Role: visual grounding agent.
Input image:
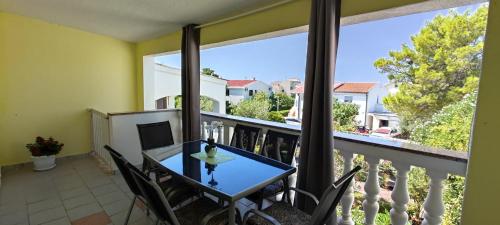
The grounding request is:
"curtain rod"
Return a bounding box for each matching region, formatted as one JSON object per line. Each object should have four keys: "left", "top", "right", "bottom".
{"left": 195, "top": 0, "right": 296, "bottom": 29}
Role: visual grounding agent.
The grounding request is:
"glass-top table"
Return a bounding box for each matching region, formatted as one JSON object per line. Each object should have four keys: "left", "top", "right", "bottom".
{"left": 142, "top": 140, "right": 296, "bottom": 225}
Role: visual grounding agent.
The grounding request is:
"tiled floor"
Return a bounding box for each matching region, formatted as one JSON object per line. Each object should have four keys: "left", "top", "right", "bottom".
{"left": 0, "top": 156, "right": 154, "bottom": 225}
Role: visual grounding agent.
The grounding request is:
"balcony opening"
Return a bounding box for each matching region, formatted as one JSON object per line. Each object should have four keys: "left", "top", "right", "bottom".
{"left": 145, "top": 1, "right": 489, "bottom": 224}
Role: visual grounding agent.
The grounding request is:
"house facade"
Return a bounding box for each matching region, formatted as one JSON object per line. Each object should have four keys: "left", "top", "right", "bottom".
{"left": 226, "top": 79, "right": 272, "bottom": 105}
{"left": 147, "top": 64, "right": 227, "bottom": 113}
{"left": 289, "top": 82, "right": 400, "bottom": 130}
{"left": 271, "top": 78, "right": 302, "bottom": 95}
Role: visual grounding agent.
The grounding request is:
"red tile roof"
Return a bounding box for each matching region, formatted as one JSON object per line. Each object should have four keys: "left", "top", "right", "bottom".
{"left": 293, "top": 82, "right": 376, "bottom": 94}
{"left": 227, "top": 80, "right": 256, "bottom": 87}
{"left": 334, "top": 83, "right": 376, "bottom": 93}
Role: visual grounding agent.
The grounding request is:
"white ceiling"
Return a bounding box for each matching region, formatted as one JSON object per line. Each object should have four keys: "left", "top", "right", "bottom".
{"left": 0, "top": 0, "right": 282, "bottom": 42}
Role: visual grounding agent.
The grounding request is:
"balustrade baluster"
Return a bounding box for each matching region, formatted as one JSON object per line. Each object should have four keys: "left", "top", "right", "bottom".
{"left": 223, "top": 125, "right": 231, "bottom": 145}
{"left": 363, "top": 157, "right": 380, "bottom": 225}
{"left": 202, "top": 121, "right": 207, "bottom": 140}
{"left": 422, "top": 170, "right": 447, "bottom": 225}
{"left": 339, "top": 151, "right": 355, "bottom": 225}
{"left": 391, "top": 162, "right": 411, "bottom": 225}
{"left": 217, "top": 125, "right": 223, "bottom": 144}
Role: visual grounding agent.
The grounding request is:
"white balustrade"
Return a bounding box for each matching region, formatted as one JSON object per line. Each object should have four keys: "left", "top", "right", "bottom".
{"left": 391, "top": 162, "right": 411, "bottom": 225}
{"left": 422, "top": 170, "right": 447, "bottom": 225}
{"left": 88, "top": 108, "right": 112, "bottom": 172}
{"left": 339, "top": 151, "right": 355, "bottom": 225}
{"left": 216, "top": 125, "right": 224, "bottom": 144}
{"left": 197, "top": 111, "right": 468, "bottom": 225}
{"left": 89, "top": 109, "right": 468, "bottom": 225}
{"left": 363, "top": 157, "right": 381, "bottom": 225}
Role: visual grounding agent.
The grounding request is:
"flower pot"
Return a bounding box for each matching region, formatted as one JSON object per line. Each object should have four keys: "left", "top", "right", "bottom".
{"left": 32, "top": 155, "right": 56, "bottom": 171}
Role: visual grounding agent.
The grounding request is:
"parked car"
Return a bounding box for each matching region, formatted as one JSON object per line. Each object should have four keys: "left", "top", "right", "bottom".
{"left": 370, "top": 127, "right": 399, "bottom": 138}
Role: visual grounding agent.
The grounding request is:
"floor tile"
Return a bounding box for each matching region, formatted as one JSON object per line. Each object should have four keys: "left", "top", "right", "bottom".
{"left": 66, "top": 202, "right": 103, "bottom": 221}
{"left": 60, "top": 187, "right": 91, "bottom": 200}
{"left": 90, "top": 183, "right": 120, "bottom": 197}
{"left": 95, "top": 191, "right": 128, "bottom": 206}
{"left": 29, "top": 206, "right": 67, "bottom": 225}
{"left": 102, "top": 198, "right": 132, "bottom": 216}
{"left": 84, "top": 177, "right": 112, "bottom": 189}
{"left": 63, "top": 194, "right": 97, "bottom": 210}
{"left": 28, "top": 198, "right": 63, "bottom": 214}
{"left": 40, "top": 217, "right": 71, "bottom": 225}
{"left": 70, "top": 211, "right": 111, "bottom": 225}
{"left": 0, "top": 211, "right": 29, "bottom": 225}
{"left": 109, "top": 206, "right": 146, "bottom": 225}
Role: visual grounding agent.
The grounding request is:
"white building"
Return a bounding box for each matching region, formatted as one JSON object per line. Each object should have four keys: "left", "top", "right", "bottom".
{"left": 226, "top": 79, "right": 272, "bottom": 105}
{"left": 144, "top": 64, "right": 227, "bottom": 113}
{"left": 289, "top": 82, "right": 400, "bottom": 130}
{"left": 271, "top": 78, "right": 302, "bottom": 95}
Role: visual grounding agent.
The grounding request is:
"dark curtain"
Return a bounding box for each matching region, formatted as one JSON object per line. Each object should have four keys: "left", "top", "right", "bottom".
{"left": 296, "top": 0, "right": 341, "bottom": 215}
{"left": 181, "top": 24, "right": 201, "bottom": 142}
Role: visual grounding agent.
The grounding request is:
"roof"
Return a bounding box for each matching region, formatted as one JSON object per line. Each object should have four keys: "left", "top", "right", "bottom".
{"left": 334, "top": 83, "right": 376, "bottom": 93}
{"left": 293, "top": 82, "right": 377, "bottom": 94}
{"left": 227, "top": 80, "right": 256, "bottom": 88}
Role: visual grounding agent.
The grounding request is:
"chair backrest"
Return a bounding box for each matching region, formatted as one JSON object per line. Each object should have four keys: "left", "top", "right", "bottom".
{"left": 309, "top": 166, "right": 362, "bottom": 225}
{"left": 104, "top": 145, "right": 142, "bottom": 196}
{"left": 230, "top": 124, "right": 261, "bottom": 153}
{"left": 127, "top": 163, "right": 180, "bottom": 225}
{"left": 137, "top": 121, "right": 175, "bottom": 150}
{"left": 260, "top": 130, "right": 299, "bottom": 165}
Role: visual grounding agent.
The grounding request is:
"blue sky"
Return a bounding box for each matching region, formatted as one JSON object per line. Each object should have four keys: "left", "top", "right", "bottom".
{"left": 156, "top": 4, "right": 482, "bottom": 84}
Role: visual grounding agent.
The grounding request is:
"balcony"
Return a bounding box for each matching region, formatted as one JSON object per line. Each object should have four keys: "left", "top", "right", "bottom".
{"left": 89, "top": 108, "right": 467, "bottom": 225}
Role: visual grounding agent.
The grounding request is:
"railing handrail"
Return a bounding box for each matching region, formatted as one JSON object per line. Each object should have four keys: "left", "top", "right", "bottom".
{"left": 201, "top": 111, "right": 468, "bottom": 162}
{"left": 88, "top": 108, "right": 109, "bottom": 119}
{"left": 107, "top": 108, "right": 180, "bottom": 117}
{"left": 201, "top": 111, "right": 468, "bottom": 176}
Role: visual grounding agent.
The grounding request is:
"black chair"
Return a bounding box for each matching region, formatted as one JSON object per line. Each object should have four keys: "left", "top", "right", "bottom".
{"left": 248, "top": 130, "right": 300, "bottom": 209}
{"left": 230, "top": 124, "right": 262, "bottom": 153}
{"left": 105, "top": 145, "right": 196, "bottom": 225}
{"left": 243, "top": 166, "right": 362, "bottom": 225}
{"left": 136, "top": 121, "right": 175, "bottom": 175}
{"left": 127, "top": 162, "right": 240, "bottom": 225}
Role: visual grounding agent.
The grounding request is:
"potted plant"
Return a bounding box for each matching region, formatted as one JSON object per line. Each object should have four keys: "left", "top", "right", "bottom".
{"left": 26, "top": 136, "right": 63, "bottom": 171}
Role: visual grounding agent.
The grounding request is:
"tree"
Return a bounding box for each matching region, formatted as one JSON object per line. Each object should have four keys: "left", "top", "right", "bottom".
{"left": 411, "top": 92, "right": 476, "bottom": 152}
{"left": 201, "top": 68, "right": 220, "bottom": 78}
{"left": 374, "top": 6, "right": 487, "bottom": 130}
{"left": 232, "top": 92, "right": 270, "bottom": 120}
{"left": 333, "top": 100, "right": 359, "bottom": 132}
{"left": 175, "top": 95, "right": 215, "bottom": 112}
{"left": 270, "top": 92, "right": 294, "bottom": 111}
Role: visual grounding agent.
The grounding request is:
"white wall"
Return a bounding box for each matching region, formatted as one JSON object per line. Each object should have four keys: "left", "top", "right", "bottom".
{"left": 367, "top": 83, "right": 389, "bottom": 113}
{"left": 144, "top": 63, "right": 227, "bottom": 113}
{"left": 333, "top": 93, "right": 368, "bottom": 126}
{"left": 227, "top": 80, "right": 272, "bottom": 105}
{"left": 108, "top": 110, "right": 182, "bottom": 166}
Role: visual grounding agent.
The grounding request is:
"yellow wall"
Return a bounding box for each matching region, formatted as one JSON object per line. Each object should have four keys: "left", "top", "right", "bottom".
{"left": 0, "top": 13, "right": 137, "bottom": 166}
{"left": 461, "top": 0, "right": 500, "bottom": 224}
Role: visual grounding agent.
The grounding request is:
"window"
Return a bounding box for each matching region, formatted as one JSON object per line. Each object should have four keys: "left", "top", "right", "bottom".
{"left": 344, "top": 96, "right": 353, "bottom": 103}
{"left": 249, "top": 90, "right": 254, "bottom": 96}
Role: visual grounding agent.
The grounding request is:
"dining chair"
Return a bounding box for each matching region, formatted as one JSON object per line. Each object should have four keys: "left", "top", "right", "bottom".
{"left": 136, "top": 121, "right": 175, "bottom": 177}
{"left": 243, "top": 166, "right": 362, "bottom": 225}
{"left": 230, "top": 124, "right": 262, "bottom": 153}
{"left": 127, "top": 162, "right": 241, "bottom": 225}
{"left": 247, "top": 130, "right": 300, "bottom": 209}
{"left": 105, "top": 145, "right": 197, "bottom": 225}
